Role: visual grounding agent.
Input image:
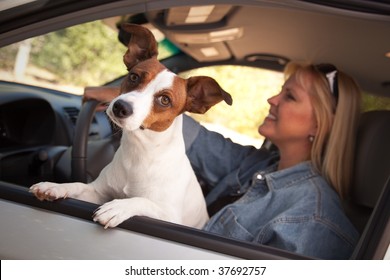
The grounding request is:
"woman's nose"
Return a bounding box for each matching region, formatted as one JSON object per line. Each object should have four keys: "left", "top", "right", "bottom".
{"left": 267, "top": 94, "right": 279, "bottom": 106}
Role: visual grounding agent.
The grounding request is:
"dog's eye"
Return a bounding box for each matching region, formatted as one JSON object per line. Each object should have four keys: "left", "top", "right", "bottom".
{"left": 156, "top": 95, "right": 171, "bottom": 107}
{"left": 128, "top": 73, "right": 139, "bottom": 83}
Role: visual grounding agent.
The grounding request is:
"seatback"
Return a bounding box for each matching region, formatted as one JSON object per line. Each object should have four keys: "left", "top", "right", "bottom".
{"left": 345, "top": 110, "right": 390, "bottom": 233}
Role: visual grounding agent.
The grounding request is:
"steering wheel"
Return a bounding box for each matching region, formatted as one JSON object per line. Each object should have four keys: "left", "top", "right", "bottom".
{"left": 71, "top": 99, "right": 100, "bottom": 183}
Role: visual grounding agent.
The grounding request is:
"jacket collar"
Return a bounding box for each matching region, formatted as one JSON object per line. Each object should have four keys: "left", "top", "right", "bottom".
{"left": 264, "top": 161, "right": 318, "bottom": 191}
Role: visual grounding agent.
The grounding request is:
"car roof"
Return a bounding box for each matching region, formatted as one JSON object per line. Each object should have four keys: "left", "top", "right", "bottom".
{"left": 0, "top": 0, "right": 389, "bottom": 97}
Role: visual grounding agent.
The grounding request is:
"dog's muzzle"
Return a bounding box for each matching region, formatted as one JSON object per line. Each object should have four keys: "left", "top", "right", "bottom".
{"left": 112, "top": 100, "right": 133, "bottom": 119}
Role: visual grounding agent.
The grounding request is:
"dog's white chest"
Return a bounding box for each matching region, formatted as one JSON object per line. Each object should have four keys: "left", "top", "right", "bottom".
{"left": 108, "top": 116, "right": 186, "bottom": 196}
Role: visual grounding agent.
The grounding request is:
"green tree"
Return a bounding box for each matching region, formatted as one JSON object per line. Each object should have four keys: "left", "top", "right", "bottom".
{"left": 30, "top": 20, "right": 126, "bottom": 86}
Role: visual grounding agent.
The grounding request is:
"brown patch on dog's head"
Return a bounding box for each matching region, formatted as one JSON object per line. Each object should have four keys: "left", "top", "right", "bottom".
{"left": 120, "top": 58, "right": 166, "bottom": 94}
{"left": 140, "top": 75, "right": 188, "bottom": 132}
{"left": 112, "top": 24, "right": 233, "bottom": 132}
{"left": 141, "top": 75, "right": 233, "bottom": 132}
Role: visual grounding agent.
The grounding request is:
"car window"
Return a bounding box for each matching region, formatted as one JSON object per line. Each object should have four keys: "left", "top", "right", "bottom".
{"left": 0, "top": 17, "right": 285, "bottom": 147}
{"left": 181, "top": 66, "right": 283, "bottom": 147}
{"left": 0, "top": 18, "right": 178, "bottom": 95}
{"left": 181, "top": 65, "right": 390, "bottom": 146}
{"left": 362, "top": 93, "right": 390, "bottom": 112}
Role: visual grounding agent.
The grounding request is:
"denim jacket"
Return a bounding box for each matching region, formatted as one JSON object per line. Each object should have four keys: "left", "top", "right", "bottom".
{"left": 183, "top": 115, "right": 359, "bottom": 259}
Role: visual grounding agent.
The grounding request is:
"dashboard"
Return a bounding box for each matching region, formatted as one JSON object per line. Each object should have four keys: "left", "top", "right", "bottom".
{"left": 0, "top": 81, "right": 114, "bottom": 186}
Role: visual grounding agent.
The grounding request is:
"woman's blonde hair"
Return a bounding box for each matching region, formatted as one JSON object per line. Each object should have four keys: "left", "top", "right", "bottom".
{"left": 284, "top": 62, "right": 362, "bottom": 199}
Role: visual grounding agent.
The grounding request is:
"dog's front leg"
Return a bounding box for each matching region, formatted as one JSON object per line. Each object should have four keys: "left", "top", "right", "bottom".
{"left": 93, "top": 197, "right": 176, "bottom": 228}
{"left": 30, "top": 182, "right": 102, "bottom": 204}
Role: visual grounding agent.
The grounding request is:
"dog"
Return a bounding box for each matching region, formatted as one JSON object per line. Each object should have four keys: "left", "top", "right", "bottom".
{"left": 30, "top": 23, "right": 232, "bottom": 229}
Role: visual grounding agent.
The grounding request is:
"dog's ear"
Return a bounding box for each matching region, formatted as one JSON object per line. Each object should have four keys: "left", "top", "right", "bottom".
{"left": 120, "top": 23, "right": 159, "bottom": 69}
{"left": 185, "top": 76, "right": 233, "bottom": 114}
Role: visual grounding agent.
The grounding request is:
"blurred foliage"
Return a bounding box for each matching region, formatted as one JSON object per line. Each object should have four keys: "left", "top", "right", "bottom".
{"left": 30, "top": 21, "right": 126, "bottom": 86}
{"left": 181, "top": 66, "right": 284, "bottom": 139}
{"left": 362, "top": 92, "right": 390, "bottom": 112}
{"left": 0, "top": 20, "right": 184, "bottom": 88}
{"left": 0, "top": 43, "right": 19, "bottom": 69}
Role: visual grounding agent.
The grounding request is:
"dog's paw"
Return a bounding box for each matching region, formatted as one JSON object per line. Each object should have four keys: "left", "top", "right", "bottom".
{"left": 93, "top": 199, "right": 134, "bottom": 229}
{"left": 29, "top": 182, "right": 69, "bottom": 201}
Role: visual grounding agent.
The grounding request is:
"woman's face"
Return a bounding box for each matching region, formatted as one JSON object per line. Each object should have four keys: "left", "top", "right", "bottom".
{"left": 258, "top": 73, "right": 317, "bottom": 148}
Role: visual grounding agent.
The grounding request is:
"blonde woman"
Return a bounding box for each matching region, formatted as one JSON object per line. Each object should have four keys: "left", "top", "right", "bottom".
{"left": 184, "top": 62, "right": 361, "bottom": 259}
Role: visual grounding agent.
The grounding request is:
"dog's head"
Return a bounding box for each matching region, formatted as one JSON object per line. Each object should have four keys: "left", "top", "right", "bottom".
{"left": 107, "top": 23, "right": 233, "bottom": 132}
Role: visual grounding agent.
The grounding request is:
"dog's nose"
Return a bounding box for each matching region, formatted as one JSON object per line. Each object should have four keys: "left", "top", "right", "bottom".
{"left": 112, "top": 100, "right": 133, "bottom": 118}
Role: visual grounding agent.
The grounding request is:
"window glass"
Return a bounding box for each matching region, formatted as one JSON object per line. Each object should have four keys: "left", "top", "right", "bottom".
{"left": 0, "top": 19, "right": 176, "bottom": 95}
{"left": 180, "top": 66, "right": 284, "bottom": 147}
{"left": 362, "top": 93, "right": 390, "bottom": 112}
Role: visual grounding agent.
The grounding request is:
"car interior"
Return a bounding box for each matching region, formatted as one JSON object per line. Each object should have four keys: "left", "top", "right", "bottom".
{"left": 0, "top": 0, "right": 389, "bottom": 259}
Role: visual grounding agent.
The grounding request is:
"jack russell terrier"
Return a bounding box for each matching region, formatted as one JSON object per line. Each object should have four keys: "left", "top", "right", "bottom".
{"left": 30, "top": 23, "right": 232, "bottom": 229}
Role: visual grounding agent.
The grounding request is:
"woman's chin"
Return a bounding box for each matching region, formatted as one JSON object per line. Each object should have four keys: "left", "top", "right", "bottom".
{"left": 258, "top": 123, "right": 271, "bottom": 138}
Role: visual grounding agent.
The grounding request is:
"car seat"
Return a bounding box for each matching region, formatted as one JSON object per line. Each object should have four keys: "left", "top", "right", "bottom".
{"left": 345, "top": 110, "right": 390, "bottom": 232}
{"left": 345, "top": 110, "right": 390, "bottom": 259}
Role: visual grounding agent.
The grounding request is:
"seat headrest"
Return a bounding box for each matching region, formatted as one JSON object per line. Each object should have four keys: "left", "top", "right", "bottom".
{"left": 352, "top": 110, "right": 390, "bottom": 208}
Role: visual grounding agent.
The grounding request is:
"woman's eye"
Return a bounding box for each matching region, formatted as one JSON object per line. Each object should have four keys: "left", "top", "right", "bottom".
{"left": 285, "top": 90, "right": 296, "bottom": 101}
{"left": 156, "top": 95, "right": 171, "bottom": 107}
{"left": 128, "top": 73, "right": 139, "bottom": 83}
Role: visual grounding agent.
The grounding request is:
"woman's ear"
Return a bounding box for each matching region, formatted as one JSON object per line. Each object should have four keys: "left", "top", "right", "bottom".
{"left": 308, "top": 122, "right": 318, "bottom": 143}
{"left": 309, "top": 121, "right": 318, "bottom": 137}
